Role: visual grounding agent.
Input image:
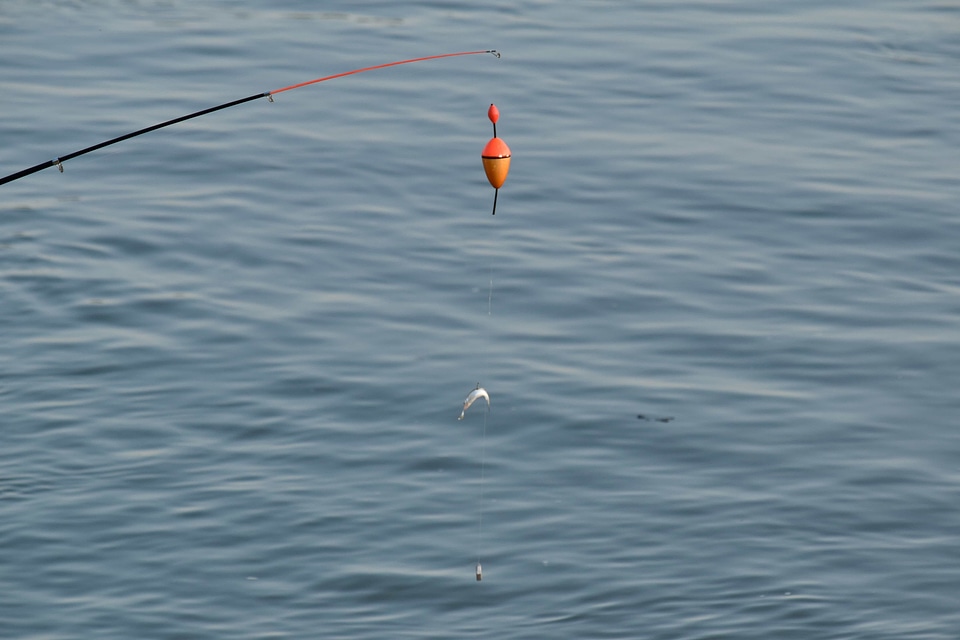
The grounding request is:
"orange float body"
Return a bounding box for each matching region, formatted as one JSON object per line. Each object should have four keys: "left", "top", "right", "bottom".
{"left": 482, "top": 137, "right": 511, "bottom": 189}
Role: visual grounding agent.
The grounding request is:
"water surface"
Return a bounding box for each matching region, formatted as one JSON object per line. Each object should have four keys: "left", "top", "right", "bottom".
{"left": 2, "top": 2, "right": 960, "bottom": 638}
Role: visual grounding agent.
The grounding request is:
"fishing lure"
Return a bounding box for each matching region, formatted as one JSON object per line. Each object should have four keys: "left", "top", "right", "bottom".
{"left": 459, "top": 383, "right": 490, "bottom": 420}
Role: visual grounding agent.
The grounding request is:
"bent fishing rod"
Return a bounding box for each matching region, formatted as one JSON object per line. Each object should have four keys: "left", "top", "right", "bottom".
{"left": 0, "top": 49, "right": 500, "bottom": 187}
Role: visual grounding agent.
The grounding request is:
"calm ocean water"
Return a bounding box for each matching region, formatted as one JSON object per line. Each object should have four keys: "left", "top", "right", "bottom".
{"left": 2, "top": 1, "right": 960, "bottom": 637}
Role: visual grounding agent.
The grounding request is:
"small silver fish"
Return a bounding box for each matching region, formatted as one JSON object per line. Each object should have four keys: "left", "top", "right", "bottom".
{"left": 458, "top": 383, "right": 490, "bottom": 420}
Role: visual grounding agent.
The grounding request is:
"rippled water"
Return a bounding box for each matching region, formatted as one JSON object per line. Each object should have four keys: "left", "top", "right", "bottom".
{"left": 3, "top": 1, "right": 960, "bottom": 638}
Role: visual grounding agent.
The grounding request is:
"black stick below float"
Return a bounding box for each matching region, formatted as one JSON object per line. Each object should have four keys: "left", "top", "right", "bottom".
{"left": 0, "top": 50, "right": 499, "bottom": 187}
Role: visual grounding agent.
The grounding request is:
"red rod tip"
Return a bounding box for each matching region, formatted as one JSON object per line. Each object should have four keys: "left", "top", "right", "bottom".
{"left": 488, "top": 104, "right": 500, "bottom": 125}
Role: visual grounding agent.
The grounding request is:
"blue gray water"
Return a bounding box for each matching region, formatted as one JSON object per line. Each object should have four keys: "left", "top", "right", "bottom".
{"left": 2, "top": 1, "right": 960, "bottom": 637}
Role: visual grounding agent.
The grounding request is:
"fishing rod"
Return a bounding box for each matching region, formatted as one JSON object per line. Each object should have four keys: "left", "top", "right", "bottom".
{"left": 0, "top": 49, "right": 500, "bottom": 187}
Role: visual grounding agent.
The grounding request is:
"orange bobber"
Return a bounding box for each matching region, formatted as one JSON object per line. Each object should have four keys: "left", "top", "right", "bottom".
{"left": 481, "top": 103, "right": 511, "bottom": 214}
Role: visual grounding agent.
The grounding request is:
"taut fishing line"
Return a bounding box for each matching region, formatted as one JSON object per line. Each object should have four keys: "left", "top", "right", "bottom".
{"left": 0, "top": 50, "right": 500, "bottom": 187}
{"left": 477, "top": 401, "right": 489, "bottom": 578}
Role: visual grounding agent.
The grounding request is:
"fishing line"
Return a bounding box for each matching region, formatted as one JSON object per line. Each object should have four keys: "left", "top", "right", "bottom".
{"left": 476, "top": 402, "right": 488, "bottom": 580}
{"left": 488, "top": 265, "right": 494, "bottom": 316}
{"left": 0, "top": 49, "right": 500, "bottom": 187}
{"left": 487, "top": 216, "right": 495, "bottom": 316}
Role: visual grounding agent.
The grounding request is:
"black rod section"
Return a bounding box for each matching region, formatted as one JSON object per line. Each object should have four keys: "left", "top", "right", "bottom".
{"left": 0, "top": 92, "right": 268, "bottom": 186}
